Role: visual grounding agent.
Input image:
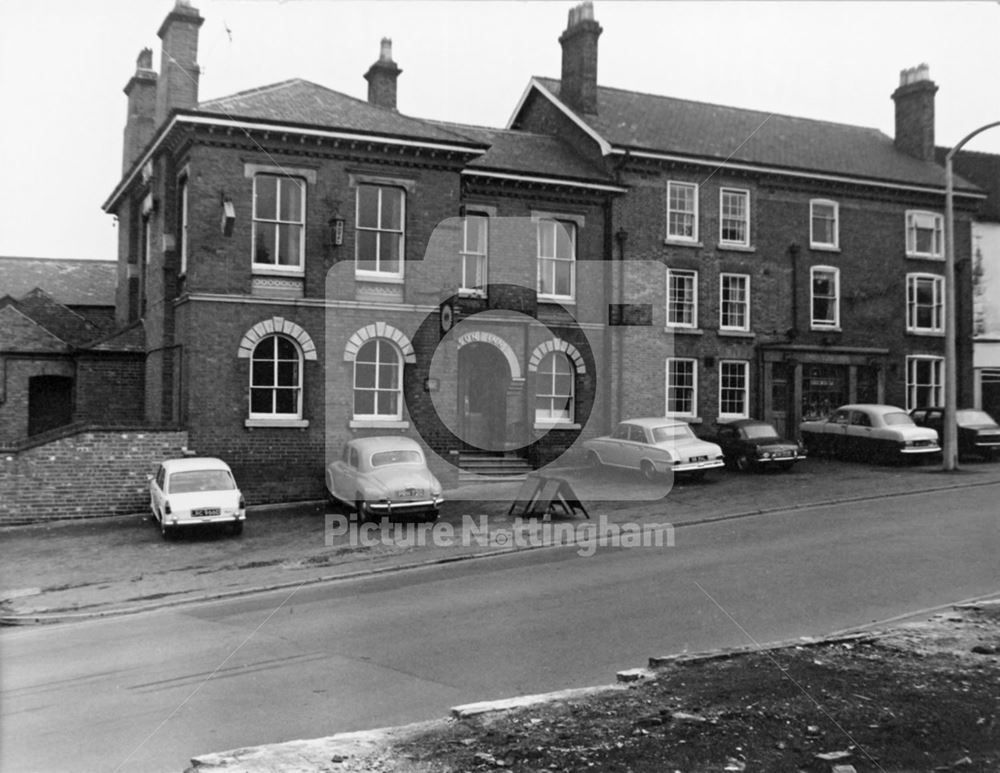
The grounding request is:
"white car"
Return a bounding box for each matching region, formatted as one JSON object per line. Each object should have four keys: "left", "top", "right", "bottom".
{"left": 800, "top": 403, "right": 941, "bottom": 463}
{"left": 326, "top": 436, "right": 444, "bottom": 522}
{"left": 149, "top": 457, "right": 245, "bottom": 538}
{"left": 583, "top": 418, "right": 725, "bottom": 480}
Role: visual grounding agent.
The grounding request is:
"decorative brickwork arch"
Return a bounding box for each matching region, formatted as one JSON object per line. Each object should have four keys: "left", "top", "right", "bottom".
{"left": 343, "top": 322, "right": 416, "bottom": 364}
{"left": 527, "top": 338, "right": 586, "bottom": 374}
{"left": 237, "top": 317, "right": 317, "bottom": 360}
{"left": 455, "top": 330, "right": 523, "bottom": 381}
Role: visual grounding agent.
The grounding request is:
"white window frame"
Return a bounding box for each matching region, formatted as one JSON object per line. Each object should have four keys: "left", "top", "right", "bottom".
{"left": 251, "top": 173, "right": 306, "bottom": 274}
{"left": 665, "top": 358, "right": 698, "bottom": 418}
{"left": 666, "top": 268, "right": 698, "bottom": 329}
{"left": 719, "top": 187, "right": 750, "bottom": 247}
{"left": 248, "top": 334, "right": 304, "bottom": 420}
{"left": 460, "top": 212, "right": 489, "bottom": 296}
{"left": 906, "top": 355, "right": 944, "bottom": 410}
{"left": 667, "top": 181, "right": 699, "bottom": 243}
{"left": 352, "top": 338, "right": 404, "bottom": 421}
{"left": 810, "top": 199, "right": 839, "bottom": 250}
{"left": 355, "top": 184, "right": 406, "bottom": 281}
{"left": 906, "top": 273, "right": 944, "bottom": 334}
{"left": 810, "top": 265, "right": 840, "bottom": 330}
{"left": 905, "top": 210, "right": 944, "bottom": 259}
{"left": 535, "top": 216, "right": 577, "bottom": 302}
{"left": 718, "top": 360, "right": 750, "bottom": 420}
{"left": 534, "top": 351, "right": 575, "bottom": 425}
{"left": 719, "top": 273, "right": 750, "bottom": 332}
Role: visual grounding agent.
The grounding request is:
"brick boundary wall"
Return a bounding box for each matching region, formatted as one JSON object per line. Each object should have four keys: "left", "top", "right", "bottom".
{"left": 0, "top": 424, "right": 189, "bottom": 524}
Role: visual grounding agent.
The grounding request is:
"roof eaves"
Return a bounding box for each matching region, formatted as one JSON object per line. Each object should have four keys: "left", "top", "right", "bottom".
{"left": 507, "top": 78, "right": 612, "bottom": 157}
{"left": 609, "top": 147, "right": 985, "bottom": 199}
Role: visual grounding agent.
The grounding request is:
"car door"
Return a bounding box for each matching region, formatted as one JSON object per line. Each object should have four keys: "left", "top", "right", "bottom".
{"left": 624, "top": 424, "right": 650, "bottom": 469}
{"left": 331, "top": 446, "right": 357, "bottom": 501}
{"left": 847, "top": 409, "right": 875, "bottom": 460}
{"left": 715, "top": 425, "right": 739, "bottom": 461}
{"left": 150, "top": 465, "right": 166, "bottom": 517}
{"left": 602, "top": 423, "right": 632, "bottom": 467}
{"left": 825, "top": 409, "right": 851, "bottom": 456}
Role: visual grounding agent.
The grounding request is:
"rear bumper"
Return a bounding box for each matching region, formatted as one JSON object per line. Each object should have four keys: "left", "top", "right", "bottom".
{"left": 364, "top": 498, "right": 442, "bottom": 517}
{"left": 899, "top": 444, "right": 941, "bottom": 455}
{"left": 670, "top": 459, "right": 726, "bottom": 474}
{"left": 170, "top": 511, "right": 245, "bottom": 526}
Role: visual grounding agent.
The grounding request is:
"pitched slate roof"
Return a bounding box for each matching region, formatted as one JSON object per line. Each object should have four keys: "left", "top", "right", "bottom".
{"left": 529, "top": 77, "right": 976, "bottom": 192}
{"left": 0, "top": 257, "right": 117, "bottom": 307}
{"left": 4, "top": 289, "right": 103, "bottom": 348}
{"left": 198, "top": 79, "right": 483, "bottom": 146}
{"left": 430, "top": 122, "right": 615, "bottom": 184}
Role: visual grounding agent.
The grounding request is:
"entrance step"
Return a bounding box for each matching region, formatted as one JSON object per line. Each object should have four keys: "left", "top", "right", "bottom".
{"left": 457, "top": 451, "right": 534, "bottom": 481}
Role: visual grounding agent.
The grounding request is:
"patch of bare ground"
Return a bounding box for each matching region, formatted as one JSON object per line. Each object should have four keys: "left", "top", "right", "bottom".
{"left": 390, "top": 604, "right": 1000, "bottom": 772}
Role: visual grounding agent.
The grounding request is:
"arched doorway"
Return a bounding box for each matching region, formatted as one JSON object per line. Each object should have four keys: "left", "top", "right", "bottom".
{"left": 458, "top": 342, "right": 511, "bottom": 450}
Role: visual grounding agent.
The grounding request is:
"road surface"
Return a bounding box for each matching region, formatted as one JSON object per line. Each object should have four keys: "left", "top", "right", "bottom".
{"left": 2, "top": 484, "right": 997, "bottom": 772}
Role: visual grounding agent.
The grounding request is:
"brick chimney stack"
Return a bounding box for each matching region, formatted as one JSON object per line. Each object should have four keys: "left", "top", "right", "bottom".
{"left": 364, "top": 38, "right": 402, "bottom": 110}
{"left": 155, "top": 0, "right": 204, "bottom": 126}
{"left": 122, "top": 48, "right": 158, "bottom": 173}
{"left": 891, "top": 63, "right": 938, "bottom": 162}
{"left": 559, "top": 0, "right": 602, "bottom": 115}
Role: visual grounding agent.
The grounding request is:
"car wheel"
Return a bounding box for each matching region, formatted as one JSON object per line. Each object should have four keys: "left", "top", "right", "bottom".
{"left": 640, "top": 460, "right": 658, "bottom": 481}
{"left": 587, "top": 451, "right": 603, "bottom": 470}
{"left": 355, "top": 498, "right": 369, "bottom": 524}
{"left": 230, "top": 521, "right": 244, "bottom": 536}
{"left": 735, "top": 454, "right": 753, "bottom": 472}
{"left": 160, "top": 519, "right": 175, "bottom": 540}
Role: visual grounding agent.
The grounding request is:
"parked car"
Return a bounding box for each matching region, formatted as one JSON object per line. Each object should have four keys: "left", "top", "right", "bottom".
{"left": 149, "top": 457, "right": 245, "bottom": 538}
{"left": 909, "top": 407, "right": 1000, "bottom": 461}
{"left": 583, "top": 418, "right": 725, "bottom": 481}
{"left": 703, "top": 419, "right": 806, "bottom": 472}
{"left": 800, "top": 404, "right": 940, "bottom": 463}
{"left": 326, "top": 436, "right": 444, "bottom": 522}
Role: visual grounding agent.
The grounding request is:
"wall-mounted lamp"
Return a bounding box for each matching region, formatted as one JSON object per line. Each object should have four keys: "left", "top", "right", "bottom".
{"left": 329, "top": 217, "right": 345, "bottom": 247}
{"left": 220, "top": 197, "right": 235, "bottom": 237}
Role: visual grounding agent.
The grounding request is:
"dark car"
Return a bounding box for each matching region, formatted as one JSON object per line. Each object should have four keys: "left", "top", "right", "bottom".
{"left": 909, "top": 407, "right": 1000, "bottom": 461}
{"left": 704, "top": 419, "right": 805, "bottom": 472}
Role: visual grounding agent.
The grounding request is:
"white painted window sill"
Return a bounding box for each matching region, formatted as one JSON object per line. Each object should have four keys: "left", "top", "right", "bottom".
{"left": 534, "top": 422, "right": 582, "bottom": 431}
{"left": 666, "top": 327, "right": 704, "bottom": 335}
{"left": 349, "top": 419, "right": 410, "bottom": 429}
{"left": 245, "top": 419, "right": 309, "bottom": 428}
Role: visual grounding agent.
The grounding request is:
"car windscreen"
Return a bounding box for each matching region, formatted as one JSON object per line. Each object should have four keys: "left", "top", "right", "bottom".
{"left": 883, "top": 412, "right": 915, "bottom": 426}
{"left": 650, "top": 425, "right": 693, "bottom": 443}
{"left": 168, "top": 470, "right": 235, "bottom": 494}
{"left": 371, "top": 450, "right": 423, "bottom": 467}
{"left": 956, "top": 409, "right": 995, "bottom": 426}
{"left": 741, "top": 425, "right": 779, "bottom": 440}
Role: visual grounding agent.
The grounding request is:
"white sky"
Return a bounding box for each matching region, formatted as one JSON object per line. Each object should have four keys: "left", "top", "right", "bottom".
{"left": 2, "top": 0, "right": 999, "bottom": 262}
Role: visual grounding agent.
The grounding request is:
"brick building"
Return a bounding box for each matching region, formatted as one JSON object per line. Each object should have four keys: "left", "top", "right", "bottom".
{"left": 0, "top": 257, "right": 143, "bottom": 443}
{"left": 100, "top": 0, "right": 982, "bottom": 504}
{"left": 510, "top": 6, "right": 982, "bottom": 438}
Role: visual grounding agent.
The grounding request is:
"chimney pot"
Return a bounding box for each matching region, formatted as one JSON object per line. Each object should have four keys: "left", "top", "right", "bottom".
{"left": 892, "top": 63, "right": 937, "bottom": 162}
{"left": 365, "top": 38, "right": 402, "bottom": 110}
{"left": 559, "top": 1, "right": 602, "bottom": 114}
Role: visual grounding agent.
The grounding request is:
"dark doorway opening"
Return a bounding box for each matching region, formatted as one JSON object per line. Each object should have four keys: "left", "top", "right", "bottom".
{"left": 458, "top": 342, "right": 511, "bottom": 450}
{"left": 28, "top": 375, "right": 74, "bottom": 436}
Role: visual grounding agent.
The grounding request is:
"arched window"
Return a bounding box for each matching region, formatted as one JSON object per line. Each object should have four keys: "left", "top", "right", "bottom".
{"left": 249, "top": 334, "right": 303, "bottom": 418}
{"left": 353, "top": 339, "right": 403, "bottom": 419}
{"left": 535, "top": 352, "right": 574, "bottom": 423}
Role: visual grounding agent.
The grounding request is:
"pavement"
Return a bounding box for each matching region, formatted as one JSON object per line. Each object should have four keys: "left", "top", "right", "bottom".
{"left": 3, "top": 455, "right": 1000, "bottom": 625}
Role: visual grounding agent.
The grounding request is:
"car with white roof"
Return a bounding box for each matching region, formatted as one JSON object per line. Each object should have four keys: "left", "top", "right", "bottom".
{"left": 149, "top": 457, "right": 246, "bottom": 538}
{"left": 800, "top": 404, "right": 940, "bottom": 463}
{"left": 583, "top": 418, "right": 725, "bottom": 481}
{"left": 326, "top": 436, "right": 444, "bottom": 522}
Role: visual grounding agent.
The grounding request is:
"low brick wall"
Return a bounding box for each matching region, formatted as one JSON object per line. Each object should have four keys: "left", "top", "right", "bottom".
{"left": 0, "top": 425, "right": 189, "bottom": 524}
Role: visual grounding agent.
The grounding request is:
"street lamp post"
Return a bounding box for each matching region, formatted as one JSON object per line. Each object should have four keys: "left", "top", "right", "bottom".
{"left": 943, "top": 121, "right": 1000, "bottom": 471}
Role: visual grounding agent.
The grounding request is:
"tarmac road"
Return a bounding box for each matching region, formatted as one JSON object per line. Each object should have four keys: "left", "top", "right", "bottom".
{"left": 2, "top": 465, "right": 998, "bottom": 773}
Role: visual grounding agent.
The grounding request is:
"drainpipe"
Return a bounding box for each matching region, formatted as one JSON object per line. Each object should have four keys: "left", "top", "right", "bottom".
{"left": 788, "top": 242, "right": 800, "bottom": 340}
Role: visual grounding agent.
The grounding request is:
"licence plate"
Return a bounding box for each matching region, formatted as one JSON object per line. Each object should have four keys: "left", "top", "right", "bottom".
{"left": 689, "top": 456, "right": 707, "bottom": 463}
{"left": 396, "top": 488, "right": 424, "bottom": 498}
{"left": 193, "top": 508, "right": 220, "bottom": 518}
